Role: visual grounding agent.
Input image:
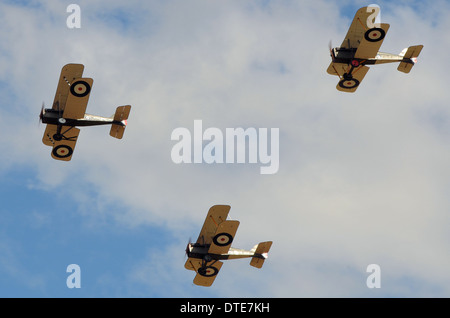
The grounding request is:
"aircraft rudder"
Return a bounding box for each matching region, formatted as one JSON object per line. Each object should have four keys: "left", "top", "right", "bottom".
{"left": 250, "top": 241, "right": 272, "bottom": 268}
{"left": 110, "top": 105, "right": 131, "bottom": 139}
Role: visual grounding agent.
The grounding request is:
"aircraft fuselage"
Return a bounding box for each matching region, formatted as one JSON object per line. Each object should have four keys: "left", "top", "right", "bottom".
{"left": 41, "top": 108, "right": 124, "bottom": 127}
{"left": 331, "top": 47, "right": 414, "bottom": 66}
{"left": 186, "top": 243, "right": 265, "bottom": 261}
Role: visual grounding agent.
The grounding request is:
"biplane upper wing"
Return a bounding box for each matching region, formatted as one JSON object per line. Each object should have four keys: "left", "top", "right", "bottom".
{"left": 341, "top": 6, "right": 389, "bottom": 59}
{"left": 52, "top": 64, "right": 84, "bottom": 113}
{"left": 63, "top": 77, "right": 94, "bottom": 119}
{"left": 42, "top": 124, "right": 80, "bottom": 161}
{"left": 195, "top": 205, "right": 231, "bottom": 245}
{"left": 207, "top": 220, "right": 240, "bottom": 255}
{"left": 185, "top": 258, "right": 224, "bottom": 287}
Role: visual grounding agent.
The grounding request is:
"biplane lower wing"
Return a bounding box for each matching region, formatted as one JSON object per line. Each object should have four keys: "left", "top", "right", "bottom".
{"left": 328, "top": 62, "right": 370, "bottom": 93}
{"left": 185, "top": 258, "right": 224, "bottom": 287}
{"left": 207, "top": 220, "right": 240, "bottom": 255}
{"left": 42, "top": 124, "right": 80, "bottom": 161}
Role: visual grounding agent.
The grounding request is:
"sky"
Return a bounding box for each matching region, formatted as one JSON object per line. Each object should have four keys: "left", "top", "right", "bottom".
{"left": 0, "top": 0, "right": 449, "bottom": 298}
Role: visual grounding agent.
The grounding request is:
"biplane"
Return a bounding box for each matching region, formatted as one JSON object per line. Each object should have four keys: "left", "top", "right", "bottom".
{"left": 40, "top": 63, "right": 131, "bottom": 161}
{"left": 185, "top": 205, "right": 272, "bottom": 287}
{"left": 327, "top": 6, "right": 423, "bottom": 92}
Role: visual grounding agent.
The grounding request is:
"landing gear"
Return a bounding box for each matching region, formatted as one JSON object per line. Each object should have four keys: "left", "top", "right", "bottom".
{"left": 197, "top": 254, "right": 219, "bottom": 277}
{"left": 52, "top": 126, "right": 78, "bottom": 142}
{"left": 339, "top": 58, "right": 363, "bottom": 90}
{"left": 343, "top": 72, "right": 353, "bottom": 80}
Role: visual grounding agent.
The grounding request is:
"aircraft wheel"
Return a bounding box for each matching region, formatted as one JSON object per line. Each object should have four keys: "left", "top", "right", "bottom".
{"left": 343, "top": 73, "right": 352, "bottom": 80}
{"left": 70, "top": 80, "right": 91, "bottom": 97}
{"left": 338, "top": 78, "right": 360, "bottom": 89}
{"left": 198, "top": 266, "right": 218, "bottom": 277}
{"left": 364, "top": 27, "right": 385, "bottom": 42}
{"left": 213, "top": 233, "right": 233, "bottom": 246}
{"left": 53, "top": 133, "right": 63, "bottom": 141}
{"left": 52, "top": 145, "right": 73, "bottom": 158}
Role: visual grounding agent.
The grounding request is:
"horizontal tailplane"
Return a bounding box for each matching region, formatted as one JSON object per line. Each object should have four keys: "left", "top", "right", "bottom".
{"left": 110, "top": 105, "right": 131, "bottom": 139}
{"left": 398, "top": 45, "right": 423, "bottom": 73}
{"left": 250, "top": 241, "right": 273, "bottom": 268}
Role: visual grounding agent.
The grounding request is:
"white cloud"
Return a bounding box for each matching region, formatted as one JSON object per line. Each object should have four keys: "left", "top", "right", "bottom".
{"left": 1, "top": 0, "right": 450, "bottom": 297}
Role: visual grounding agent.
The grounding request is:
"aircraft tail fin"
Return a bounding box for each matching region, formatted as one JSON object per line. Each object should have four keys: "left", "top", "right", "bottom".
{"left": 398, "top": 45, "right": 423, "bottom": 73}
{"left": 110, "top": 105, "right": 131, "bottom": 139}
{"left": 250, "top": 241, "right": 272, "bottom": 269}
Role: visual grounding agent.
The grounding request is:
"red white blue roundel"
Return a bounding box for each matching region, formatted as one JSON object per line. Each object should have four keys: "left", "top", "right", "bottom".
{"left": 70, "top": 80, "right": 91, "bottom": 97}
{"left": 213, "top": 233, "right": 233, "bottom": 246}
{"left": 338, "top": 78, "right": 360, "bottom": 89}
{"left": 198, "top": 266, "right": 218, "bottom": 277}
{"left": 52, "top": 145, "right": 73, "bottom": 158}
{"left": 364, "top": 28, "right": 385, "bottom": 42}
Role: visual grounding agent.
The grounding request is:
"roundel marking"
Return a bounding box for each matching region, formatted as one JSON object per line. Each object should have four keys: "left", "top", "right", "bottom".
{"left": 198, "top": 266, "right": 219, "bottom": 277}
{"left": 213, "top": 232, "right": 233, "bottom": 246}
{"left": 70, "top": 80, "right": 91, "bottom": 97}
{"left": 364, "top": 27, "right": 385, "bottom": 42}
{"left": 52, "top": 145, "right": 73, "bottom": 158}
{"left": 338, "top": 78, "right": 360, "bottom": 89}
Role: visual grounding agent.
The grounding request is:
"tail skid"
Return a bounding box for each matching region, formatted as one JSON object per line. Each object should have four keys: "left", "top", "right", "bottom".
{"left": 250, "top": 241, "right": 273, "bottom": 268}
{"left": 110, "top": 105, "right": 131, "bottom": 139}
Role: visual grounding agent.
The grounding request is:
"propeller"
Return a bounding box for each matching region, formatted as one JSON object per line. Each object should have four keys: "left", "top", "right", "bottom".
{"left": 39, "top": 102, "right": 45, "bottom": 125}
{"left": 185, "top": 237, "right": 192, "bottom": 259}
{"left": 328, "top": 40, "right": 333, "bottom": 57}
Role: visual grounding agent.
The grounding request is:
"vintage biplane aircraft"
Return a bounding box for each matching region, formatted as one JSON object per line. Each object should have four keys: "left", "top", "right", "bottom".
{"left": 185, "top": 205, "right": 272, "bottom": 287}
{"left": 40, "top": 63, "right": 131, "bottom": 161}
{"left": 327, "top": 6, "right": 423, "bottom": 92}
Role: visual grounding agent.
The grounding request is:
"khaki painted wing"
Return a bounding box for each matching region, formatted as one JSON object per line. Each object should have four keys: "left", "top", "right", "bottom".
{"left": 354, "top": 23, "right": 389, "bottom": 58}
{"left": 185, "top": 258, "right": 223, "bottom": 287}
{"left": 207, "top": 220, "right": 240, "bottom": 255}
{"left": 42, "top": 124, "right": 80, "bottom": 161}
{"left": 341, "top": 6, "right": 383, "bottom": 49}
{"left": 63, "top": 77, "right": 93, "bottom": 119}
{"left": 42, "top": 124, "right": 57, "bottom": 146}
{"left": 336, "top": 65, "right": 370, "bottom": 93}
{"left": 52, "top": 64, "right": 84, "bottom": 112}
{"left": 195, "top": 205, "right": 231, "bottom": 245}
{"left": 327, "top": 61, "right": 345, "bottom": 77}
